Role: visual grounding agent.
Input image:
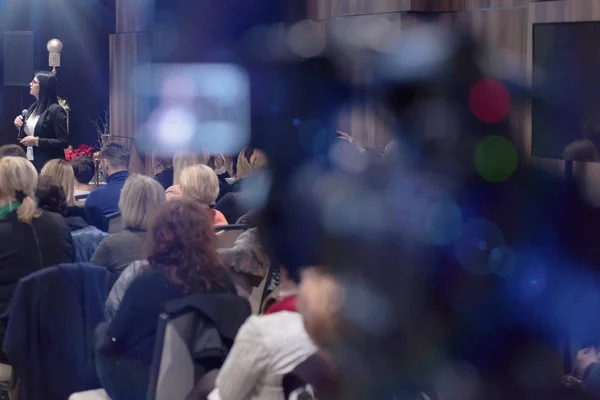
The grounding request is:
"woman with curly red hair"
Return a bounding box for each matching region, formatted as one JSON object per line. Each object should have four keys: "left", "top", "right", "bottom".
{"left": 95, "top": 198, "right": 237, "bottom": 400}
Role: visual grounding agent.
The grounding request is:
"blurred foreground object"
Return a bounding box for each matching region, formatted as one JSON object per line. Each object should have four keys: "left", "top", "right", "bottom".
{"left": 247, "top": 20, "right": 600, "bottom": 400}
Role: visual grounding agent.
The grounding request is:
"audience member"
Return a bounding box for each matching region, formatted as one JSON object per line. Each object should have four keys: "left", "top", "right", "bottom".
{"left": 0, "top": 144, "right": 26, "bottom": 159}
{"left": 278, "top": 267, "right": 345, "bottom": 399}
{"left": 179, "top": 164, "right": 228, "bottom": 225}
{"left": 86, "top": 142, "right": 130, "bottom": 215}
{"left": 215, "top": 148, "right": 267, "bottom": 223}
{"left": 35, "top": 176, "right": 107, "bottom": 262}
{"left": 153, "top": 156, "right": 173, "bottom": 190}
{"left": 91, "top": 174, "right": 165, "bottom": 279}
{"left": 40, "top": 158, "right": 76, "bottom": 206}
{"left": 40, "top": 158, "right": 106, "bottom": 231}
{"left": 261, "top": 266, "right": 297, "bottom": 314}
{"left": 71, "top": 156, "right": 96, "bottom": 198}
{"left": 95, "top": 199, "right": 236, "bottom": 400}
{"left": 205, "top": 270, "right": 316, "bottom": 400}
{"left": 165, "top": 151, "right": 209, "bottom": 200}
{"left": 0, "top": 157, "right": 74, "bottom": 317}
{"left": 219, "top": 226, "right": 268, "bottom": 307}
{"left": 36, "top": 176, "right": 82, "bottom": 230}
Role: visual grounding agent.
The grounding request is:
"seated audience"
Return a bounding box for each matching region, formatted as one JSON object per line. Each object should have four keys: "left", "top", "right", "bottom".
{"left": 86, "top": 142, "right": 130, "bottom": 215}
{"left": 41, "top": 158, "right": 76, "bottom": 206}
{"left": 0, "top": 157, "right": 74, "bottom": 316}
{"left": 95, "top": 199, "right": 237, "bottom": 400}
{"left": 91, "top": 174, "right": 165, "bottom": 278}
{"left": 179, "top": 164, "right": 228, "bottom": 225}
{"left": 165, "top": 151, "right": 209, "bottom": 200}
{"left": 0, "top": 144, "right": 26, "bottom": 159}
{"left": 215, "top": 148, "right": 267, "bottom": 223}
{"left": 71, "top": 155, "right": 96, "bottom": 199}
{"left": 36, "top": 176, "right": 85, "bottom": 231}
{"left": 153, "top": 156, "right": 173, "bottom": 190}
{"left": 36, "top": 176, "right": 107, "bottom": 262}
{"left": 40, "top": 158, "right": 105, "bottom": 230}
{"left": 204, "top": 271, "right": 316, "bottom": 400}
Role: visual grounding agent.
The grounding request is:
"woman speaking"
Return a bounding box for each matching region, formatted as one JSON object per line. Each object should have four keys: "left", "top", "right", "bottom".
{"left": 14, "top": 71, "right": 69, "bottom": 171}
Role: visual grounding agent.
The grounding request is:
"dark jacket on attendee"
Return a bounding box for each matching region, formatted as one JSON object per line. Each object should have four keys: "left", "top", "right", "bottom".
{"left": 85, "top": 170, "right": 129, "bottom": 215}
{"left": 154, "top": 167, "right": 174, "bottom": 190}
{"left": 67, "top": 205, "right": 109, "bottom": 232}
{"left": 215, "top": 192, "right": 251, "bottom": 225}
{"left": 0, "top": 209, "right": 75, "bottom": 317}
{"left": 20, "top": 103, "right": 69, "bottom": 171}
{"left": 3, "top": 263, "right": 107, "bottom": 400}
{"left": 95, "top": 268, "right": 237, "bottom": 400}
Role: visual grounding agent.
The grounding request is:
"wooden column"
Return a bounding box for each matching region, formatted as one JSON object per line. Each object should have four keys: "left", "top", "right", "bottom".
{"left": 109, "top": 0, "right": 154, "bottom": 175}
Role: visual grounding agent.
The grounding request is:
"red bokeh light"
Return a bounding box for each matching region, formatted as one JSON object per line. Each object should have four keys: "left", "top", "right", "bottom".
{"left": 468, "top": 78, "right": 511, "bottom": 124}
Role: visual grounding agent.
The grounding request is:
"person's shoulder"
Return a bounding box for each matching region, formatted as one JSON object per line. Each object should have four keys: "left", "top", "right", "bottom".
{"left": 38, "top": 209, "right": 66, "bottom": 225}
{"left": 85, "top": 186, "right": 106, "bottom": 202}
{"left": 245, "top": 311, "right": 304, "bottom": 338}
{"left": 47, "top": 103, "right": 66, "bottom": 114}
{"left": 35, "top": 210, "right": 71, "bottom": 235}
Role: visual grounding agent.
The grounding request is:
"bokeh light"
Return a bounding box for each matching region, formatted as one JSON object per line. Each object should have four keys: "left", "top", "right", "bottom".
{"left": 519, "top": 264, "right": 547, "bottom": 300}
{"left": 155, "top": 106, "right": 195, "bottom": 149}
{"left": 455, "top": 218, "right": 505, "bottom": 275}
{"left": 329, "top": 141, "right": 367, "bottom": 174}
{"left": 474, "top": 135, "right": 518, "bottom": 182}
{"left": 425, "top": 200, "right": 463, "bottom": 246}
{"left": 286, "top": 21, "right": 326, "bottom": 58}
{"left": 468, "top": 78, "right": 511, "bottom": 124}
{"left": 489, "top": 246, "right": 516, "bottom": 277}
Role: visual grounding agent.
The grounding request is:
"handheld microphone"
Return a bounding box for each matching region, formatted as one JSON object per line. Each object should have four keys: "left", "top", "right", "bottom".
{"left": 18, "top": 109, "right": 28, "bottom": 141}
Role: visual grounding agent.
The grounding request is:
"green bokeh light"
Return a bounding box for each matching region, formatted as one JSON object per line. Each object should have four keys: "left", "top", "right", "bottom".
{"left": 474, "top": 136, "right": 518, "bottom": 182}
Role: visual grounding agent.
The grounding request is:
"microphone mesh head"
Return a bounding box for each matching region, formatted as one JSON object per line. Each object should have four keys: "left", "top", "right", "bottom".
{"left": 22, "top": 110, "right": 28, "bottom": 117}
{"left": 49, "top": 53, "right": 61, "bottom": 67}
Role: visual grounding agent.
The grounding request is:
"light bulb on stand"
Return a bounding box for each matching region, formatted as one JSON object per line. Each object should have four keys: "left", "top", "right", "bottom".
{"left": 47, "top": 39, "right": 63, "bottom": 75}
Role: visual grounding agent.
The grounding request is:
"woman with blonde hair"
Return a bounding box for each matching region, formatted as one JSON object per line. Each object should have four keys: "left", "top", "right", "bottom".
{"left": 165, "top": 151, "right": 210, "bottom": 200}
{"left": 92, "top": 174, "right": 166, "bottom": 278}
{"left": 40, "top": 158, "right": 76, "bottom": 206}
{"left": 179, "top": 164, "right": 228, "bottom": 226}
{"left": 0, "top": 156, "right": 74, "bottom": 316}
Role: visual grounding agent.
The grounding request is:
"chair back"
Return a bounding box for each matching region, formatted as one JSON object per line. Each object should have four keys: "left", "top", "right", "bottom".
{"left": 214, "top": 224, "right": 247, "bottom": 249}
{"left": 147, "top": 311, "right": 197, "bottom": 400}
{"left": 106, "top": 211, "right": 123, "bottom": 234}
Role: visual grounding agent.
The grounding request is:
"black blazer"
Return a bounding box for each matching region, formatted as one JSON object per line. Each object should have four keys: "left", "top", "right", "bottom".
{"left": 19, "top": 103, "right": 69, "bottom": 171}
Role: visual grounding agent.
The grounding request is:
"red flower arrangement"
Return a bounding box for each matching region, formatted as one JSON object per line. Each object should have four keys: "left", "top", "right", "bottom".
{"left": 64, "top": 144, "right": 95, "bottom": 162}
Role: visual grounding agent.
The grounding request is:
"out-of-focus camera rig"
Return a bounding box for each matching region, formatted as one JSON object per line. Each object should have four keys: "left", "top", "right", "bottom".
{"left": 248, "top": 20, "right": 600, "bottom": 399}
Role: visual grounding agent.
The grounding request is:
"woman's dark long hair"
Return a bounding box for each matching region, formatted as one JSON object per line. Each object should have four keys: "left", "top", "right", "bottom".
{"left": 35, "top": 176, "right": 68, "bottom": 216}
{"left": 30, "top": 71, "right": 58, "bottom": 116}
{"left": 146, "top": 198, "right": 227, "bottom": 292}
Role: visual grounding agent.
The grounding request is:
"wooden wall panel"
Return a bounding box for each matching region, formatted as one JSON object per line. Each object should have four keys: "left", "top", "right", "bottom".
{"left": 452, "top": 6, "right": 529, "bottom": 156}
{"left": 116, "top": 0, "right": 154, "bottom": 33}
{"left": 306, "top": 0, "right": 538, "bottom": 18}
{"left": 109, "top": 32, "right": 152, "bottom": 174}
{"left": 307, "top": 0, "right": 411, "bottom": 20}
{"left": 413, "top": 0, "right": 532, "bottom": 12}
